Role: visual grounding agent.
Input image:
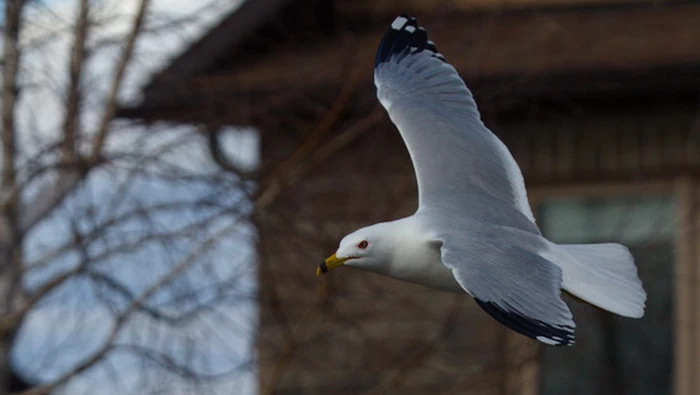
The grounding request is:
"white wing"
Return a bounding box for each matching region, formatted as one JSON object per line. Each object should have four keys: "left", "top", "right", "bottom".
{"left": 445, "top": 238, "right": 576, "bottom": 346}
{"left": 374, "top": 15, "right": 537, "bottom": 233}
{"left": 420, "top": 210, "right": 576, "bottom": 346}
{"left": 377, "top": 16, "right": 575, "bottom": 345}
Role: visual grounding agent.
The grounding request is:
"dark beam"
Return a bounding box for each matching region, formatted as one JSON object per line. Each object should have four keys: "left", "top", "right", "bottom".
{"left": 120, "top": 2, "right": 700, "bottom": 126}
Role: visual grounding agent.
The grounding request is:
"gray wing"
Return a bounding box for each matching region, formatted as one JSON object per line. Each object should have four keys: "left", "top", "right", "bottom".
{"left": 425, "top": 212, "right": 576, "bottom": 346}
{"left": 374, "top": 16, "right": 537, "bottom": 233}
{"left": 377, "top": 16, "right": 573, "bottom": 345}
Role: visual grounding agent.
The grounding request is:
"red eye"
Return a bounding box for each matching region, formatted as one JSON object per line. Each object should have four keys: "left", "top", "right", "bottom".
{"left": 357, "top": 240, "right": 368, "bottom": 249}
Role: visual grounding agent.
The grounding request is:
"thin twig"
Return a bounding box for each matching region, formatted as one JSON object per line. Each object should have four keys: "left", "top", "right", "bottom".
{"left": 61, "top": 0, "right": 90, "bottom": 161}
{"left": 91, "top": 0, "right": 151, "bottom": 159}
{"left": 19, "top": 0, "right": 152, "bottom": 234}
{"left": 1, "top": 0, "right": 24, "bottom": 193}
{"left": 22, "top": 220, "right": 238, "bottom": 395}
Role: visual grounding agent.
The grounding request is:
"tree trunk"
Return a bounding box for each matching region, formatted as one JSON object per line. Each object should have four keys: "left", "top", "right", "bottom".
{"left": 0, "top": 338, "right": 33, "bottom": 394}
{"left": 1, "top": 0, "right": 27, "bottom": 393}
{"left": 0, "top": 224, "right": 26, "bottom": 394}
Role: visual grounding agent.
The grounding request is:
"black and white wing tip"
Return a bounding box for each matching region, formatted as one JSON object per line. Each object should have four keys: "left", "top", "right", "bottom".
{"left": 476, "top": 299, "right": 576, "bottom": 346}
{"left": 375, "top": 14, "right": 446, "bottom": 68}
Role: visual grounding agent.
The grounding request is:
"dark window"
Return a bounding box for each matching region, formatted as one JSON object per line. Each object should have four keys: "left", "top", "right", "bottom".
{"left": 537, "top": 196, "right": 675, "bottom": 395}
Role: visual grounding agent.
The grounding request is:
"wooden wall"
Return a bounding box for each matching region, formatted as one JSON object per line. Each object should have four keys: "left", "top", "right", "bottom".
{"left": 336, "top": 0, "right": 691, "bottom": 14}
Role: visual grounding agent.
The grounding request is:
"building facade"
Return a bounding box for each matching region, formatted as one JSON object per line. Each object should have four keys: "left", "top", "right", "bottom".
{"left": 120, "top": 1, "right": 700, "bottom": 394}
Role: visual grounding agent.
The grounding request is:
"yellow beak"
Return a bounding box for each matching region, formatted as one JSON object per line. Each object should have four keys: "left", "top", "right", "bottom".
{"left": 317, "top": 253, "right": 348, "bottom": 276}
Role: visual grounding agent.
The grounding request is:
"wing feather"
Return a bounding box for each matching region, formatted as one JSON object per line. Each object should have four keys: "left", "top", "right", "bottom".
{"left": 374, "top": 15, "right": 536, "bottom": 227}
{"left": 430, "top": 216, "right": 576, "bottom": 346}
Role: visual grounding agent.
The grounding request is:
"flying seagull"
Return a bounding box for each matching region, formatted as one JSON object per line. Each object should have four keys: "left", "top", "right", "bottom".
{"left": 317, "top": 15, "right": 646, "bottom": 346}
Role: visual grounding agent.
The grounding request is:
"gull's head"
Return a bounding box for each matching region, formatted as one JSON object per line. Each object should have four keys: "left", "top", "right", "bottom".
{"left": 317, "top": 224, "right": 391, "bottom": 276}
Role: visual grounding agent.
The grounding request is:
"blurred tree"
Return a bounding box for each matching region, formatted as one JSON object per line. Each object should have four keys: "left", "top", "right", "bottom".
{"left": 0, "top": 0, "right": 257, "bottom": 394}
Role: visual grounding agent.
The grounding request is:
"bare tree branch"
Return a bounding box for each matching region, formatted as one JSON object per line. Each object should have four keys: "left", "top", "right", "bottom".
{"left": 91, "top": 0, "right": 151, "bottom": 159}
{"left": 0, "top": 265, "right": 83, "bottom": 335}
{"left": 1, "top": 0, "right": 24, "bottom": 194}
{"left": 18, "top": 170, "right": 84, "bottom": 233}
{"left": 22, "top": 220, "right": 238, "bottom": 395}
{"left": 1, "top": 0, "right": 28, "bottom": 391}
{"left": 61, "top": 0, "right": 91, "bottom": 161}
{"left": 254, "top": 106, "right": 384, "bottom": 209}
{"left": 19, "top": 0, "right": 152, "bottom": 234}
{"left": 0, "top": 2, "right": 259, "bottom": 393}
{"left": 23, "top": 199, "right": 225, "bottom": 272}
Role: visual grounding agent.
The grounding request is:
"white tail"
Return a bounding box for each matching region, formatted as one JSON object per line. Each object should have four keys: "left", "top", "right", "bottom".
{"left": 546, "top": 243, "right": 646, "bottom": 318}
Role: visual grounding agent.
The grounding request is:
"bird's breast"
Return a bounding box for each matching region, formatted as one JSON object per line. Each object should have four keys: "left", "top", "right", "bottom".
{"left": 386, "top": 242, "right": 464, "bottom": 293}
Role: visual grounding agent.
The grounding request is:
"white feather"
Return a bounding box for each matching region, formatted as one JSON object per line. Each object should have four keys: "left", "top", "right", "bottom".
{"left": 545, "top": 243, "right": 646, "bottom": 318}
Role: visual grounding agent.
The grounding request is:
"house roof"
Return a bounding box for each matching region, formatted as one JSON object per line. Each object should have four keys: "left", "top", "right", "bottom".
{"left": 136, "top": 0, "right": 295, "bottom": 104}
{"left": 118, "top": 0, "right": 700, "bottom": 125}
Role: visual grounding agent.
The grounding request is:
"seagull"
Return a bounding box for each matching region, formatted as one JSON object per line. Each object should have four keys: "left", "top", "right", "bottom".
{"left": 317, "top": 15, "right": 646, "bottom": 346}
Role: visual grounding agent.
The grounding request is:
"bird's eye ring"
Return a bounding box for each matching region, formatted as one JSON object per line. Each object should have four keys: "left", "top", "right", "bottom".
{"left": 358, "top": 240, "right": 368, "bottom": 249}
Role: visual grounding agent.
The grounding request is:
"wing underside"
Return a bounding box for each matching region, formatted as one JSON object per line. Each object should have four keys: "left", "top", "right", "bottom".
{"left": 476, "top": 300, "right": 575, "bottom": 346}
{"left": 446, "top": 240, "right": 575, "bottom": 346}
{"left": 373, "top": 15, "right": 536, "bottom": 226}
{"left": 422, "top": 211, "right": 576, "bottom": 346}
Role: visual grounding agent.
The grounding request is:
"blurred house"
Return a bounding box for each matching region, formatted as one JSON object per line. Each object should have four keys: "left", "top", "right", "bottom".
{"left": 119, "top": 0, "right": 700, "bottom": 394}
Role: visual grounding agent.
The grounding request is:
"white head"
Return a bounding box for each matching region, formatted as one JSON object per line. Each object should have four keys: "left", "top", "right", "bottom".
{"left": 317, "top": 223, "right": 393, "bottom": 276}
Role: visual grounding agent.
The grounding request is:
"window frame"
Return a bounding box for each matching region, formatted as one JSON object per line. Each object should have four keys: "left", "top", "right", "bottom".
{"left": 523, "top": 179, "right": 694, "bottom": 395}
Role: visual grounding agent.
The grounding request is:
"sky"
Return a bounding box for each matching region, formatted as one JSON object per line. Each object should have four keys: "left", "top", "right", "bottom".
{"left": 6, "top": 0, "right": 261, "bottom": 393}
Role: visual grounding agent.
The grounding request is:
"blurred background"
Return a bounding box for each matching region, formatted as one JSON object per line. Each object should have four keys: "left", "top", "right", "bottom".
{"left": 0, "top": 0, "right": 697, "bottom": 394}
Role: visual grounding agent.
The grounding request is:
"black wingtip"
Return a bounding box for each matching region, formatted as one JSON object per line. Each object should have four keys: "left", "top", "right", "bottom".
{"left": 476, "top": 299, "right": 575, "bottom": 346}
{"left": 375, "top": 14, "right": 446, "bottom": 68}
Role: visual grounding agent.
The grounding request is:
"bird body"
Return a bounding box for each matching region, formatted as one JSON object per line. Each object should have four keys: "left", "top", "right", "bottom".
{"left": 319, "top": 14, "right": 646, "bottom": 346}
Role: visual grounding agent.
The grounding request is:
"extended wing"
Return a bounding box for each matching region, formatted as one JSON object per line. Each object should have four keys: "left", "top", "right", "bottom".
{"left": 374, "top": 15, "right": 537, "bottom": 232}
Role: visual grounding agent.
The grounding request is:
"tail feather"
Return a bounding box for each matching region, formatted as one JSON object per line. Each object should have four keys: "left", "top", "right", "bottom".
{"left": 549, "top": 243, "right": 646, "bottom": 318}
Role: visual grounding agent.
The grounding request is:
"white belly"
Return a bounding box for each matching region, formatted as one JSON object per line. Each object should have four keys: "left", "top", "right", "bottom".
{"left": 372, "top": 239, "right": 464, "bottom": 293}
{"left": 393, "top": 258, "right": 464, "bottom": 293}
